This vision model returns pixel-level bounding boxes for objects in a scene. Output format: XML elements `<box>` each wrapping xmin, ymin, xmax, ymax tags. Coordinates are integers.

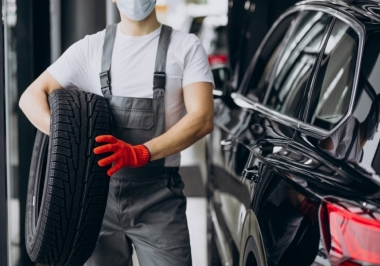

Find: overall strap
<box><xmin>100</xmin><ymin>24</ymin><xmax>118</xmax><ymax>98</ymax></box>
<box><xmin>153</xmin><ymin>25</ymin><xmax>173</xmax><ymax>90</ymax></box>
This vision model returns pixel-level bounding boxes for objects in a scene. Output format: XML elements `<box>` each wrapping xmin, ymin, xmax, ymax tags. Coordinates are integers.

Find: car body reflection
<box><xmin>207</xmin><ymin>1</ymin><xmax>380</xmax><ymax>266</ymax></box>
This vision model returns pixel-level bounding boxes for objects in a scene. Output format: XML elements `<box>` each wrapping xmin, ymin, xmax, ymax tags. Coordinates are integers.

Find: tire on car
<box><xmin>25</xmin><ymin>88</ymin><xmax>112</xmax><ymax>266</ymax></box>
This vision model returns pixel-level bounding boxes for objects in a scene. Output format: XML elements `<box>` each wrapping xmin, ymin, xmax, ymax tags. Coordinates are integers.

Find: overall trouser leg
<box><xmin>86</xmin><ymin>178</ymin><xmax>133</xmax><ymax>266</ymax></box>
<box><xmin>86</xmin><ymin>171</ymin><xmax>192</xmax><ymax>266</ymax></box>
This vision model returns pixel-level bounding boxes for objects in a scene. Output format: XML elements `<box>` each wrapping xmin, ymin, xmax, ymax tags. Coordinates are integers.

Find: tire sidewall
<box><xmin>25</xmin><ymin>131</ymin><xmax>51</xmax><ymax>260</ymax></box>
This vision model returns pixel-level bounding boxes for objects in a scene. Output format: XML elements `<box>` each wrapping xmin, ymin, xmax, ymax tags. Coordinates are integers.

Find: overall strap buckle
<box><xmin>100</xmin><ymin>71</ymin><xmax>111</xmax><ymax>89</ymax></box>
<box><xmin>153</xmin><ymin>25</ymin><xmax>172</xmax><ymax>92</ymax></box>
<box><xmin>100</xmin><ymin>24</ymin><xmax>117</xmax><ymax>97</ymax></box>
<box><xmin>154</xmin><ymin>72</ymin><xmax>166</xmax><ymax>89</ymax></box>
<box><xmin>99</xmin><ymin>70</ymin><xmax>112</xmax><ymax>97</ymax></box>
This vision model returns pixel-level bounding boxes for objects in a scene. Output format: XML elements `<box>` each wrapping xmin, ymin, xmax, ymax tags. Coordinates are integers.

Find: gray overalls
<box><xmin>86</xmin><ymin>25</ymin><xmax>192</xmax><ymax>266</ymax></box>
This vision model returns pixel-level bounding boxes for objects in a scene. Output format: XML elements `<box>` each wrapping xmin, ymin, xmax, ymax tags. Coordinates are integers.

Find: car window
<box><xmin>307</xmin><ymin>19</ymin><xmax>359</xmax><ymax>130</ymax></box>
<box><xmin>264</xmin><ymin>11</ymin><xmax>332</xmax><ymax>118</ymax></box>
<box><xmin>245</xmin><ymin>12</ymin><xmax>298</xmax><ymax>101</ymax></box>
<box><xmin>315</xmin><ymin>82</ymin><xmax>380</xmax><ymax>174</ymax></box>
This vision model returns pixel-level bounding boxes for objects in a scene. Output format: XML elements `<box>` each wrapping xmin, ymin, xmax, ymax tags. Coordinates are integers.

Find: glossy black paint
<box><xmin>227</xmin><ymin>0</ymin><xmax>299</xmax><ymax>89</ymax></box>
<box><xmin>207</xmin><ymin>1</ymin><xmax>380</xmax><ymax>265</ymax></box>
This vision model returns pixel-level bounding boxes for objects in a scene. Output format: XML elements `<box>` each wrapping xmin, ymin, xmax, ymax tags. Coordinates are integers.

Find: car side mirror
<box><xmin>212</xmin><ymin>66</ymin><xmax>231</xmax><ymax>98</ymax></box>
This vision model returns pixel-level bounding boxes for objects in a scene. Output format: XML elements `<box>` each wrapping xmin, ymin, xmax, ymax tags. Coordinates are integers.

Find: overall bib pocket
<box><xmin>111</xmin><ymin>107</ymin><xmax>154</xmax><ymax>145</ymax></box>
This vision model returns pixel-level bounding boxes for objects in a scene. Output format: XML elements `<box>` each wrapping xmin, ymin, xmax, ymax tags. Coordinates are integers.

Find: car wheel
<box><xmin>207</xmin><ymin>200</ymin><xmax>222</xmax><ymax>266</ymax></box>
<box><xmin>242</xmin><ymin>237</ymin><xmax>261</xmax><ymax>266</ymax></box>
<box><xmin>25</xmin><ymin>88</ymin><xmax>112</xmax><ymax>265</ymax></box>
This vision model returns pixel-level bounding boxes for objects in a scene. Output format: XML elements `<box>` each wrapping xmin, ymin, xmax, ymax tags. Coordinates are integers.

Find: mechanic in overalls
<box><xmin>18</xmin><ymin>0</ymin><xmax>214</xmax><ymax>265</ymax></box>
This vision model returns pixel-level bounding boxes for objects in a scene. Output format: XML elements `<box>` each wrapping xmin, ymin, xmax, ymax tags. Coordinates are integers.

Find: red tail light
<box><xmin>208</xmin><ymin>54</ymin><xmax>228</xmax><ymax>67</ymax></box>
<box><xmin>320</xmin><ymin>199</ymin><xmax>380</xmax><ymax>266</ymax></box>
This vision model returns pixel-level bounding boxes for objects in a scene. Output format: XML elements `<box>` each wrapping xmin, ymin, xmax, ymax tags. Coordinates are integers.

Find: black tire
<box><xmin>26</xmin><ymin>88</ymin><xmax>112</xmax><ymax>266</ymax></box>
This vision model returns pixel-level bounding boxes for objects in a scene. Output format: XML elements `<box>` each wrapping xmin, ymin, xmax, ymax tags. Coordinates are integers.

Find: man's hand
<box><xmin>94</xmin><ymin>135</ymin><xmax>151</xmax><ymax>176</ymax></box>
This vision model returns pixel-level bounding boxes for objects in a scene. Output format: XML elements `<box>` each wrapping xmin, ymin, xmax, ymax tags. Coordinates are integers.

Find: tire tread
<box><xmin>26</xmin><ymin>88</ymin><xmax>111</xmax><ymax>265</ymax></box>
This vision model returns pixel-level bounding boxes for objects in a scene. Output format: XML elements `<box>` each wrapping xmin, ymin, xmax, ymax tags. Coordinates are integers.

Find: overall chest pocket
<box><xmin>111</xmin><ymin>108</ymin><xmax>154</xmax><ymax>129</ymax></box>
<box><xmin>111</xmin><ymin>107</ymin><xmax>154</xmax><ymax>145</ymax></box>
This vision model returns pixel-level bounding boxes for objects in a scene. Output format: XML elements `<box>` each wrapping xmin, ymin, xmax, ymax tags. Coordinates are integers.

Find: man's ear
<box><xmin>112</xmin><ymin>0</ymin><xmax>117</xmax><ymax>3</ymax></box>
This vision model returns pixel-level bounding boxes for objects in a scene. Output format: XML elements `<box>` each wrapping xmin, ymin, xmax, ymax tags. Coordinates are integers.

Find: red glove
<box><xmin>93</xmin><ymin>135</ymin><xmax>151</xmax><ymax>177</ymax></box>
<box><xmin>297</xmin><ymin>198</ymin><xmax>319</xmax><ymax>225</ymax></box>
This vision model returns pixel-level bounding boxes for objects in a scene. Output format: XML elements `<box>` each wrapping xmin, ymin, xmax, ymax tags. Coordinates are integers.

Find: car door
<box><xmin>207</xmin><ymin>10</ymin><xmax>300</xmax><ymax>264</ymax></box>
<box><xmin>208</xmin><ymin>94</ymin><xmax>253</xmax><ymax>264</ymax></box>
<box><xmin>255</xmin><ymin>12</ymin><xmax>380</xmax><ymax>266</ymax></box>
<box><xmin>284</xmin><ymin>15</ymin><xmax>380</xmax><ymax>204</ymax></box>
<box><xmin>230</xmin><ymin>9</ymin><xmax>335</xmax><ymax>266</ymax></box>
<box><xmin>209</xmin><ymin>8</ymin><xmax>334</xmax><ymax>265</ymax></box>
<box><xmin>274</xmin><ymin>16</ymin><xmax>364</xmax><ymax>193</ymax></box>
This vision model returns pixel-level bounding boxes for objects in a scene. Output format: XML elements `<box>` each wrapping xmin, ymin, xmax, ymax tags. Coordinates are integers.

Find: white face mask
<box><xmin>117</xmin><ymin>0</ymin><xmax>156</xmax><ymax>22</ymax></box>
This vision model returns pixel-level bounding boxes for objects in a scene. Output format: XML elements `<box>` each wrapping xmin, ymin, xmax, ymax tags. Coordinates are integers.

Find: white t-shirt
<box><xmin>47</xmin><ymin>24</ymin><xmax>214</xmax><ymax>167</ymax></box>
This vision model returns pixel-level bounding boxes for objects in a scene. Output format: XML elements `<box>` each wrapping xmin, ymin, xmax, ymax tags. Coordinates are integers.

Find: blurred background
<box><xmin>0</xmin><ymin>0</ymin><xmax>297</xmax><ymax>265</ymax></box>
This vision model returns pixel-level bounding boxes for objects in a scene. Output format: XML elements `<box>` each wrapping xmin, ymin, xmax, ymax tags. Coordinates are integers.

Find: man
<box><xmin>19</xmin><ymin>0</ymin><xmax>214</xmax><ymax>265</ymax></box>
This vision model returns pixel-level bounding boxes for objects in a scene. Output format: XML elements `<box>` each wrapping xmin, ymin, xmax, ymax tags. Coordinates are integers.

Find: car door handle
<box><xmin>243</xmin><ymin>165</ymin><xmax>261</xmax><ymax>183</ymax></box>
<box><xmin>221</xmin><ymin>139</ymin><xmax>233</xmax><ymax>146</ymax></box>
<box><xmin>256</xmin><ymin>142</ymin><xmax>275</xmax><ymax>156</ymax></box>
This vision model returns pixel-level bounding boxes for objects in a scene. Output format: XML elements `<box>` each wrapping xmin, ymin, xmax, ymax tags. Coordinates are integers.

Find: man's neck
<box><xmin>119</xmin><ymin>10</ymin><xmax>161</xmax><ymax>36</ymax></box>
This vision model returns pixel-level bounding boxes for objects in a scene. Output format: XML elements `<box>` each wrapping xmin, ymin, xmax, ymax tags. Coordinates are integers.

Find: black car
<box><xmin>207</xmin><ymin>1</ymin><xmax>380</xmax><ymax>266</ymax></box>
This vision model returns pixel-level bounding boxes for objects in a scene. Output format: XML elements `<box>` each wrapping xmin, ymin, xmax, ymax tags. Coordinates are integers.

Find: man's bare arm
<box><xmin>20</xmin><ymin>75</ymin><xmax>214</xmax><ymax>160</ymax></box>
<box><xmin>19</xmin><ymin>71</ymin><xmax>63</xmax><ymax>135</ymax></box>
<box><xmin>144</xmin><ymin>82</ymin><xmax>214</xmax><ymax>160</ymax></box>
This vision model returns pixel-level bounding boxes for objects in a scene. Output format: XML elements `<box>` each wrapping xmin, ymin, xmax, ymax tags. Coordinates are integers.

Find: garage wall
<box><xmin>61</xmin><ymin>0</ymin><xmax>106</xmax><ymax>51</ymax></box>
